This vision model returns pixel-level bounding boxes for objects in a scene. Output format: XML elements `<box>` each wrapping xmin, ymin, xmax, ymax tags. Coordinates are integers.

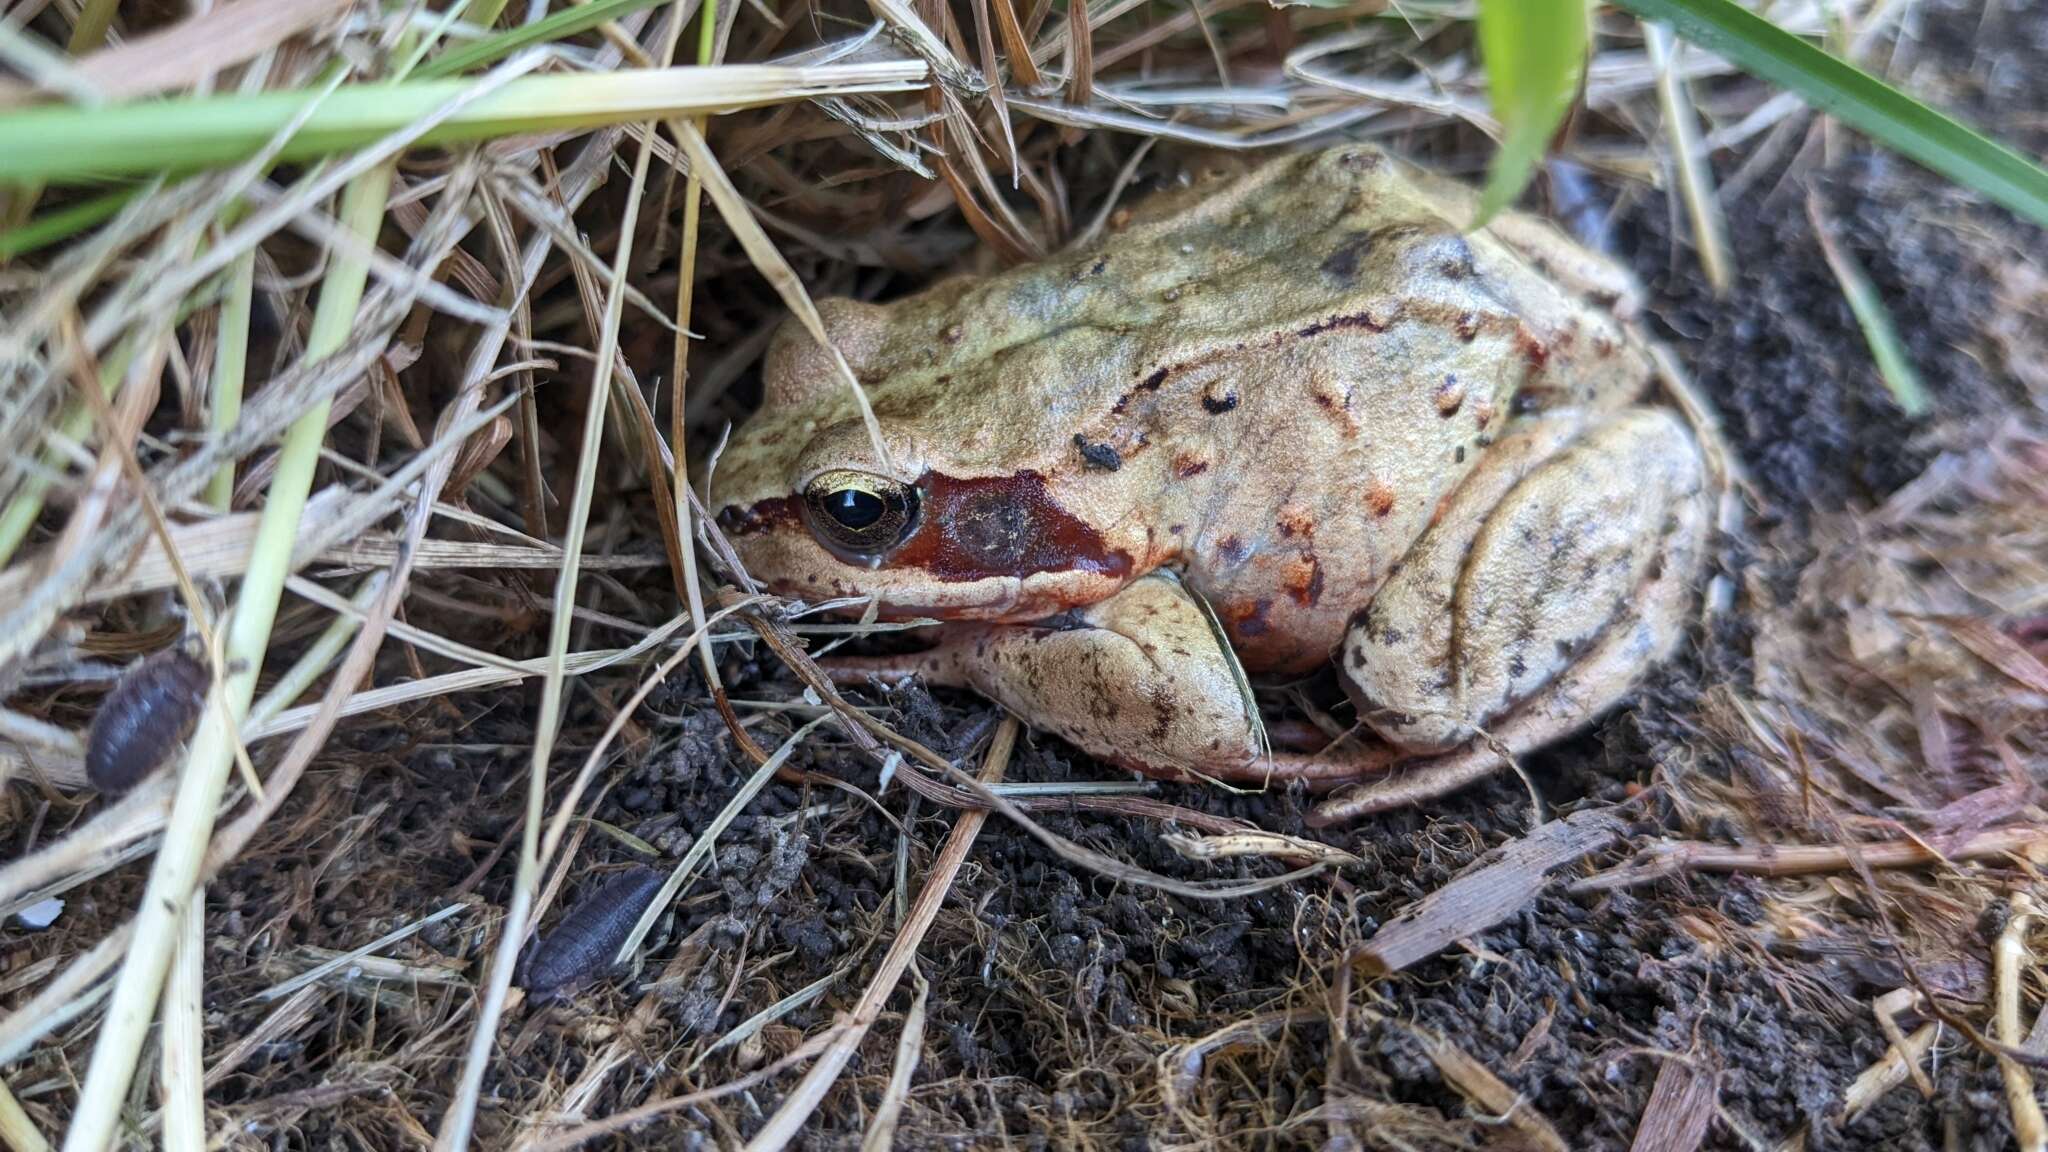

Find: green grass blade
<box><xmin>1807</xmin><ymin>194</ymin><xmax>1931</xmax><ymax>417</ymax></box>
<box><xmin>1609</xmin><ymin>0</ymin><xmax>2048</xmax><ymax>229</ymax></box>
<box><xmin>1474</xmin><ymin>0</ymin><xmax>1589</xmax><ymax>225</ymax></box>
<box><xmin>0</xmin><ymin>64</ymin><xmax>925</xmax><ymax>187</ymax></box>
<box><xmin>0</xmin><ymin>187</ymin><xmax>136</xmax><ymax>259</ymax></box>
<box><xmin>206</xmin><ymin>245</ymin><xmax>256</xmax><ymax>510</ymax></box>
<box><xmin>416</xmin><ymin>0</ymin><xmax>665</xmax><ymax>79</ymax></box>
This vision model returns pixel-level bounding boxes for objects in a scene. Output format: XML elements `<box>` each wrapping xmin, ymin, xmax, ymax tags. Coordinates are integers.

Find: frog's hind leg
<box><xmin>1306</xmin><ymin>548</ymin><xmax>1696</xmax><ymax>824</ymax></box>
<box><xmin>1313</xmin><ymin>406</ymin><xmax>1711</xmax><ymax>822</ymax></box>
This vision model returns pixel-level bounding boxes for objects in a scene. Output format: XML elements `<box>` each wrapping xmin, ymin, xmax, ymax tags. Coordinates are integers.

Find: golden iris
<box><xmin>801</xmin><ymin>470</ymin><xmax>917</xmax><ymax>556</ymax></box>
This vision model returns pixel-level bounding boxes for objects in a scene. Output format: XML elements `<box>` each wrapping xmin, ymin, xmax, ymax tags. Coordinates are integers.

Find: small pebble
<box><xmin>14</xmin><ymin>897</ymin><xmax>63</xmax><ymax>931</ymax></box>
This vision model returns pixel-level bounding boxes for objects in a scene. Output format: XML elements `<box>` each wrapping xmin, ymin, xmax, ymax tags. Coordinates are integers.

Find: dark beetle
<box><xmin>86</xmin><ymin>646</ymin><xmax>209</xmax><ymax>794</ymax></box>
<box><xmin>519</xmin><ymin>866</ymin><xmax>667</xmax><ymax>1000</ymax></box>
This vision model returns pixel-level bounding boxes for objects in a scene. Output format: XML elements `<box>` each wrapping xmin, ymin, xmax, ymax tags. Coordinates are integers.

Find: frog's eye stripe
<box><xmin>802</xmin><ymin>469</ymin><xmax>918</xmax><ymax>558</ymax></box>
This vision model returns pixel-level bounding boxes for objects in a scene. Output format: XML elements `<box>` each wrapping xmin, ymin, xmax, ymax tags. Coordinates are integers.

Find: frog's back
<box><xmin>1030</xmin><ymin>148</ymin><xmax>1656</xmax><ymax>671</ymax></box>
<box><xmin>835</xmin><ymin>147</ymin><xmax>1646</xmax><ymax>450</ymax></box>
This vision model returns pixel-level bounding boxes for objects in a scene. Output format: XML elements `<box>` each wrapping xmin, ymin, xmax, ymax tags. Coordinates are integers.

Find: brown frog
<box><xmin>711</xmin><ymin>146</ymin><xmax>1727</xmax><ymax>823</ymax></box>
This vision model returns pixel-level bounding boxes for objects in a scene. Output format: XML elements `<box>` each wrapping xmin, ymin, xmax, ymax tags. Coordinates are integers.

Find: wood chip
<box><xmin>1354</xmin><ymin>808</ymin><xmax>1624</xmax><ymax>977</ymax></box>
<box><xmin>1944</xmin><ymin>616</ymin><xmax>2048</xmax><ymax>695</ymax></box>
<box><xmin>1397</xmin><ymin>1020</ymin><xmax>1567</xmax><ymax>1152</ymax></box>
<box><xmin>1843</xmin><ymin>1022</ymin><xmax>1937</xmax><ymax>1124</ymax></box>
<box><xmin>1630</xmin><ymin>1056</ymin><xmax>1717</xmax><ymax>1152</ymax></box>
<box><xmin>1574</xmin><ymin>826</ymin><xmax>2048</xmax><ymax>892</ymax></box>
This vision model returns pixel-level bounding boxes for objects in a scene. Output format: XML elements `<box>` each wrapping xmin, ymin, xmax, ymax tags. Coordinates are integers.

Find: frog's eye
<box><xmin>801</xmin><ymin>470</ymin><xmax>918</xmax><ymax>557</ymax></box>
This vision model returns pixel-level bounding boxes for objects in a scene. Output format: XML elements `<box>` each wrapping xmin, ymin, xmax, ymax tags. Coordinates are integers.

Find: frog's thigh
<box><xmin>1314</xmin><ymin>473</ymin><xmax>1707</xmax><ymax>823</ymax></box>
<box><xmin>1344</xmin><ymin>407</ymin><xmax>1707</xmax><ymax>754</ymax></box>
<box><xmin>957</xmin><ymin>575</ymin><xmax>1262</xmax><ymax>780</ymax></box>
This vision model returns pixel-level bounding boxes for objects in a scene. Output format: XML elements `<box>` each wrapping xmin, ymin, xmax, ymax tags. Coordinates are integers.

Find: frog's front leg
<box><xmin>1315</xmin><ymin>406</ymin><xmax>1710</xmax><ymax>823</ymax></box>
<box><xmin>825</xmin><ymin>574</ymin><xmax>1367</xmax><ymax>785</ymax></box>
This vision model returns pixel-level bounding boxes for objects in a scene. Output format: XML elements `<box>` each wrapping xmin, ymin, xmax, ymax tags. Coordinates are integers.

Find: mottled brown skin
<box><xmin>712</xmin><ymin>146</ymin><xmax>1724</xmax><ymax>820</ymax></box>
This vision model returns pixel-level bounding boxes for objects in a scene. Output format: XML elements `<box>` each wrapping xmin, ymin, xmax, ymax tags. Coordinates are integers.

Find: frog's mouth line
<box><xmin>718</xmin><ymin>470</ymin><xmax>1135</xmax><ymax>595</ymax></box>
<box><xmin>863</xmin><ymin>578</ymin><xmax>1026</xmax><ymax>619</ymax></box>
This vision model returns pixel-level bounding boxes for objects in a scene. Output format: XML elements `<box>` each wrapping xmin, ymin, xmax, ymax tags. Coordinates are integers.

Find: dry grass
<box><xmin>0</xmin><ymin>0</ymin><xmax>2043</xmax><ymax>1149</ymax></box>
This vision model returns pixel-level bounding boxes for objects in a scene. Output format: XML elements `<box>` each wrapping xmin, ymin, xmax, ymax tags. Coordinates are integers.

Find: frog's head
<box><xmin>710</xmin><ymin>299</ymin><xmax>1138</xmax><ymax>621</ymax></box>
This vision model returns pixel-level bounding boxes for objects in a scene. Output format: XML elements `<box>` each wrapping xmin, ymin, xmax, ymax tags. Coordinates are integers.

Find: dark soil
<box><xmin>8</xmin><ymin>2</ymin><xmax>2045</xmax><ymax>1149</ymax></box>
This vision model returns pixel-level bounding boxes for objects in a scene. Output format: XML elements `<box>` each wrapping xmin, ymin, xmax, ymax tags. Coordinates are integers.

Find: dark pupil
<box><xmin>825</xmin><ymin>488</ymin><xmax>885</xmax><ymax>529</ymax></box>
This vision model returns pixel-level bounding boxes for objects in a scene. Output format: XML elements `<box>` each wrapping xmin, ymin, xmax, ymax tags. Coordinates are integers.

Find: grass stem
<box><xmin>0</xmin><ymin>337</ymin><xmax>136</xmax><ymax>568</ymax></box>
<box><xmin>58</xmin><ymin>163</ymin><xmax>394</xmax><ymax>1152</ymax></box>
<box><xmin>206</xmin><ymin>247</ymin><xmax>255</xmax><ymax>512</ymax></box>
<box><xmin>1</xmin><ymin>64</ymin><xmax>926</xmax><ymax>187</ymax></box>
<box><xmin>432</xmin><ymin>52</ymin><xmax>668</xmax><ymax>1150</ymax></box>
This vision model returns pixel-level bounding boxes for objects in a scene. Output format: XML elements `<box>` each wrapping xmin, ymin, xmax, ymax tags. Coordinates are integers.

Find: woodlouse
<box><xmin>86</xmin><ymin>646</ymin><xmax>208</xmax><ymax>794</ymax></box>
<box><xmin>519</xmin><ymin>866</ymin><xmax>667</xmax><ymax>1000</ymax></box>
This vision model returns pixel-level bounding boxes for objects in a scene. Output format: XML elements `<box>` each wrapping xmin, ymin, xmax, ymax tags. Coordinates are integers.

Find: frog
<box><xmin>710</xmin><ymin>145</ymin><xmax>1727</xmax><ymax>824</ymax></box>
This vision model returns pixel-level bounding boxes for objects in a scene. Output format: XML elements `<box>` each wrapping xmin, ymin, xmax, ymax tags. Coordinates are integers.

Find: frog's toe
<box><xmin>1304</xmin><ymin>750</ymin><xmax>1505</xmax><ymax>825</ymax></box>
<box><xmin>1173</xmin><ymin>743</ymin><xmax>1401</xmax><ymax>788</ymax></box>
<box><xmin>819</xmin><ymin>648</ymin><xmax>977</xmax><ymax>690</ymax></box>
